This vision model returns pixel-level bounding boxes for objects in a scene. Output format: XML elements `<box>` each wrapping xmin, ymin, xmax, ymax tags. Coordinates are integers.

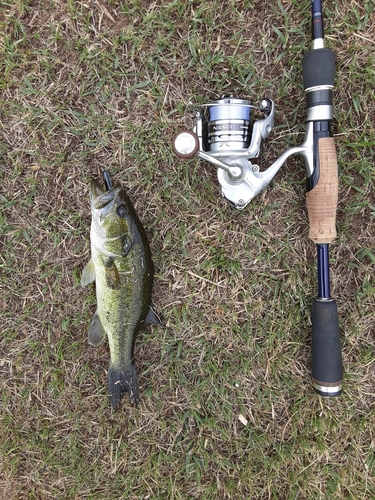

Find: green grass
<box><xmin>1</xmin><ymin>0</ymin><xmax>374</xmax><ymax>499</ymax></box>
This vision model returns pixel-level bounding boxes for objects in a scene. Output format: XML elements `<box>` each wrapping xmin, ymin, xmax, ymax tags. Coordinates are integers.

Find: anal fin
<box><xmin>145</xmin><ymin>305</ymin><xmax>165</xmax><ymax>326</ymax></box>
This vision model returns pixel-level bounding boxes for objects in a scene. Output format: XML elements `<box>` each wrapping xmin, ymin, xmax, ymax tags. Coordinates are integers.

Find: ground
<box><xmin>0</xmin><ymin>1</ymin><xmax>374</xmax><ymax>499</ymax></box>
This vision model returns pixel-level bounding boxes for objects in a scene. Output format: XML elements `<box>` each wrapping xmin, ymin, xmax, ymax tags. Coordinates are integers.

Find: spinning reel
<box><xmin>172</xmin><ymin>95</ymin><xmax>314</xmax><ymax>209</ymax></box>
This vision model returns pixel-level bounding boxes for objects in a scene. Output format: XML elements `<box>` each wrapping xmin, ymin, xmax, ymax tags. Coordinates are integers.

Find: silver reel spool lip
<box><xmin>198</xmin><ymin>98</ymin><xmax>264</xmax><ymax>112</ymax></box>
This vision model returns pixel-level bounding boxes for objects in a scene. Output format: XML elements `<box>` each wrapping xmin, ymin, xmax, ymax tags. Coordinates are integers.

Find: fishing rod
<box><xmin>303</xmin><ymin>0</ymin><xmax>342</xmax><ymax>396</ymax></box>
<box><xmin>171</xmin><ymin>1</ymin><xmax>342</xmax><ymax>395</ymax></box>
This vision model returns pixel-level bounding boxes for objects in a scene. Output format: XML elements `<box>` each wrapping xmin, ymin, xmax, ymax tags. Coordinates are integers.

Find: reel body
<box><xmin>172</xmin><ymin>95</ymin><xmax>314</xmax><ymax>209</ymax></box>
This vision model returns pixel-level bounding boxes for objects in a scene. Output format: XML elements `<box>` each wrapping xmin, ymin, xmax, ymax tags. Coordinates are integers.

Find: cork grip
<box><xmin>306</xmin><ymin>137</ymin><xmax>338</xmax><ymax>244</ymax></box>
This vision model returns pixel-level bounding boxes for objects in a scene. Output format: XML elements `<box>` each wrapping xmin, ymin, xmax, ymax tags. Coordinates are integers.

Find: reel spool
<box><xmin>207</xmin><ymin>97</ymin><xmax>252</xmax><ymax>151</ymax></box>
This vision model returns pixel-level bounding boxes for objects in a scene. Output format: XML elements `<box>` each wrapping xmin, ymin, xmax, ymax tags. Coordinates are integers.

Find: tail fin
<box><xmin>108</xmin><ymin>364</ymin><xmax>139</xmax><ymax>409</ymax></box>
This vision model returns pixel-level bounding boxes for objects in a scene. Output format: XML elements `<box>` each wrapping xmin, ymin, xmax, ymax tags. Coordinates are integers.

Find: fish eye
<box><xmin>117</xmin><ymin>205</ymin><xmax>128</xmax><ymax>218</ymax></box>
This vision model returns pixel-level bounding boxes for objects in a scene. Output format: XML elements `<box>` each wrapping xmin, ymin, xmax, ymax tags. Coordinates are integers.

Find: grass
<box><xmin>1</xmin><ymin>0</ymin><xmax>374</xmax><ymax>499</ymax></box>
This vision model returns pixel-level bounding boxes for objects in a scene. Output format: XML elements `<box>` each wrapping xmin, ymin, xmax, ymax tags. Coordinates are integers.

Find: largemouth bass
<box><xmin>81</xmin><ymin>171</ymin><xmax>161</xmax><ymax>408</ymax></box>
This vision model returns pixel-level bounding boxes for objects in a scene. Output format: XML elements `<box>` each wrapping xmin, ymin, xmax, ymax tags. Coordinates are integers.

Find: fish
<box><xmin>81</xmin><ymin>171</ymin><xmax>161</xmax><ymax>408</ymax></box>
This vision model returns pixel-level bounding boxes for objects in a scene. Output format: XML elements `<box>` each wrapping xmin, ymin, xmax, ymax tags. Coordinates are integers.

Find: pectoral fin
<box><xmin>88</xmin><ymin>311</ymin><xmax>106</xmax><ymax>346</ymax></box>
<box><xmin>81</xmin><ymin>259</ymin><xmax>96</xmax><ymax>286</ymax></box>
<box><xmin>104</xmin><ymin>258</ymin><xmax>120</xmax><ymax>290</ymax></box>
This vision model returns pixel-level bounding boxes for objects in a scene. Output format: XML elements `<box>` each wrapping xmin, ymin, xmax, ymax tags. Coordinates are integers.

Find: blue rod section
<box><xmin>311</xmin><ymin>0</ymin><xmax>324</xmax><ymax>41</ymax></box>
<box><xmin>312</xmin><ymin>0</ymin><xmax>322</xmax><ymax>14</ymax></box>
<box><xmin>317</xmin><ymin>244</ymin><xmax>330</xmax><ymax>299</ymax></box>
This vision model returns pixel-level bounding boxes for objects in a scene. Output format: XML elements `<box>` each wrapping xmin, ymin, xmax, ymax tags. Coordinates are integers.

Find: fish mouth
<box><xmin>102</xmin><ymin>170</ymin><xmax>113</xmax><ymax>191</ymax></box>
<box><xmin>90</xmin><ymin>171</ymin><xmax>114</xmax><ymax>201</ymax></box>
<box><xmin>90</xmin><ymin>176</ymin><xmax>121</xmax><ymax>211</ymax></box>
<box><xmin>90</xmin><ymin>179</ymin><xmax>104</xmax><ymax>200</ymax></box>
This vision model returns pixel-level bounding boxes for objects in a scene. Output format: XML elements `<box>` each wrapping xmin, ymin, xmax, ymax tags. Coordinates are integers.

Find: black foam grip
<box><xmin>311</xmin><ymin>299</ymin><xmax>342</xmax><ymax>394</ymax></box>
<box><xmin>302</xmin><ymin>48</ymin><xmax>335</xmax><ymax>90</ymax></box>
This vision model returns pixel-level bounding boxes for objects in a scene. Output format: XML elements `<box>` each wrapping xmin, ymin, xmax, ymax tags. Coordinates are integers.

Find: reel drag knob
<box><xmin>172</xmin><ymin>130</ymin><xmax>199</xmax><ymax>159</ymax></box>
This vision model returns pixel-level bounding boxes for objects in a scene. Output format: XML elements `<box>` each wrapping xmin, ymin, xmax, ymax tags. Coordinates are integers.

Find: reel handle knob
<box><xmin>172</xmin><ymin>130</ymin><xmax>199</xmax><ymax>159</ymax></box>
